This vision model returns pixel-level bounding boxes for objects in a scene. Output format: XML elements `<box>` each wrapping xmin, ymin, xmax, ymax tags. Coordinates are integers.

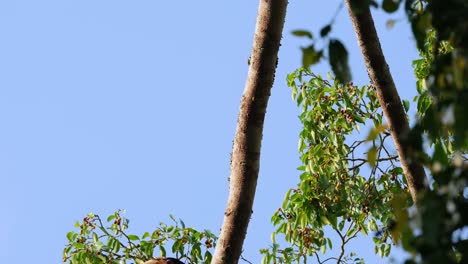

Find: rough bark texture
<box><xmin>344</xmin><ymin>0</ymin><xmax>427</xmax><ymax>202</ymax></box>
<box><xmin>211</xmin><ymin>1</ymin><xmax>288</xmax><ymax>264</ymax></box>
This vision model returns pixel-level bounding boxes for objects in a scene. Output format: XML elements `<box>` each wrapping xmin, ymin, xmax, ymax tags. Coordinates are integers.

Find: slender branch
<box><xmin>330</xmin><ymin>2</ymin><xmax>344</xmax><ymax>24</ymax></box>
<box><xmin>314</xmin><ymin>252</ymin><xmax>341</xmax><ymax>264</ymax></box>
<box><xmin>346</xmin><ymin>155</ymin><xmax>398</xmax><ymax>163</ymax></box>
<box><xmin>335</xmin><ymin>229</ymin><xmax>347</xmax><ymax>264</ymax></box>
<box><xmin>240</xmin><ymin>254</ymin><xmax>253</xmax><ymax>264</ymax></box>
<box><xmin>314</xmin><ymin>252</ymin><xmax>323</xmax><ymax>264</ymax></box>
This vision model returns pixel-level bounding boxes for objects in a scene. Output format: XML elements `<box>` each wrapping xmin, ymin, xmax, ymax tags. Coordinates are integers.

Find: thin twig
<box><xmin>240</xmin><ymin>254</ymin><xmax>253</xmax><ymax>264</ymax></box>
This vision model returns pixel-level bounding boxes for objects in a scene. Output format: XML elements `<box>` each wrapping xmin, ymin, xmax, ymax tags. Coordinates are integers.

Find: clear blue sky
<box><xmin>0</xmin><ymin>1</ymin><xmax>419</xmax><ymax>263</ymax></box>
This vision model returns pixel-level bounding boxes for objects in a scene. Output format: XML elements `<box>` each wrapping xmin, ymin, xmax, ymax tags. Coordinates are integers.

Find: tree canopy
<box><xmin>63</xmin><ymin>1</ymin><xmax>467</xmax><ymax>263</ymax></box>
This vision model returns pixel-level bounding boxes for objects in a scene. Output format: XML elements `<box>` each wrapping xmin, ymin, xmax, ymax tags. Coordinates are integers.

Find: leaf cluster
<box><xmin>281</xmin><ymin>1</ymin><xmax>467</xmax><ymax>262</ymax></box>
<box><xmin>63</xmin><ymin>210</ymin><xmax>217</xmax><ymax>264</ymax></box>
<box><xmin>291</xmin><ymin>3</ymin><xmax>352</xmax><ymax>84</ymax></box>
<box><xmin>262</xmin><ymin>69</ymin><xmax>413</xmax><ymax>263</ymax></box>
<box><xmin>403</xmin><ymin>26</ymin><xmax>468</xmax><ymax>264</ymax></box>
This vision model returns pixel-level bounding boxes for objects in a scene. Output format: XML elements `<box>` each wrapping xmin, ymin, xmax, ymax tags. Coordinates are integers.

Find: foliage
<box><xmin>263</xmin><ymin>0</ymin><xmax>467</xmax><ymax>263</ymax></box>
<box><xmin>401</xmin><ymin>27</ymin><xmax>468</xmax><ymax>264</ymax></box>
<box><xmin>291</xmin><ymin>2</ymin><xmax>352</xmax><ymax>84</ymax></box>
<box><xmin>404</xmin><ymin>0</ymin><xmax>468</xmax><ymax>148</ymax></box>
<box><xmin>62</xmin><ymin>1</ymin><xmax>467</xmax><ymax>263</ymax></box>
<box><xmin>400</xmin><ymin>0</ymin><xmax>468</xmax><ymax>262</ymax></box>
<box><xmin>261</xmin><ymin>69</ymin><xmax>413</xmax><ymax>263</ymax></box>
<box><xmin>63</xmin><ymin>210</ymin><xmax>217</xmax><ymax>264</ymax></box>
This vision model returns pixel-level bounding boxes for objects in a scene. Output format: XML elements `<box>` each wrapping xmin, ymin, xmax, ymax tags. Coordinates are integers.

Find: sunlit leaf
<box><xmin>159</xmin><ymin>246</ymin><xmax>166</xmax><ymax>257</ymax></box>
<box><xmin>107</xmin><ymin>214</ymin><xmax>116</xmax><ymax>222</ymax></box>
<box><xmin>291</xmin><ymin>30</ymin><xmax>313</xmax><ymax>39</ymax></box>
<box><xmin>302</xmin><ymin>45</ymin><xmax>323</xmax><ymax>68</ymax></box>
<box><xmin>127</xmin><ymin>234</ymin><xmax>139</xmax><ymax>241</ymax></box>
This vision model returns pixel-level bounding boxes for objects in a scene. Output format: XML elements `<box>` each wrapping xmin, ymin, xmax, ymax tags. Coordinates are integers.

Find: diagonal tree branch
<box><xmin>211</xmin><ymin>1</ymin><xmax>288</xmax><ymax>263</ymax></box>
<box><xmin>344</xmin><ymin>0</ymin><xmax>427</xmax><ymax>202</ymax></box>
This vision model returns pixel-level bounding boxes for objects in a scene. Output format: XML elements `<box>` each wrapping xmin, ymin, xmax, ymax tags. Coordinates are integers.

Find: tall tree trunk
<box><xmin>344</xmin><ymin>0</ymin><xmax>427</xmax><ymax>202</ymax></box>
<box><xmin>211</xmin><ymin>1</ymin><xmax>288</xmax><ymax>264</ymax></box>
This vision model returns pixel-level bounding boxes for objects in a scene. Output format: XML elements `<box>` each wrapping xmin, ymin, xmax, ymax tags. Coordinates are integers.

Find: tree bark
<box><xmin>344</xmin><ymin>0</ymin><xmax>427</xmax><ymax>202</ymax></box>
<box><xmin>211</xmin><ymin>1</ymin><xmax>288</xmax><ymax>264</ymax></box>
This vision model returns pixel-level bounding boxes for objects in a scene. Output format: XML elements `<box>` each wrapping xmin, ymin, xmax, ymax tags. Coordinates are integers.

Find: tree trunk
<box><xmin>211</xmin><ymin>1</ymin><xmax>288</xmax><ymax>264</ymax></box>
<box><xmin>344</xmin><ymin>0</ymin><xmax>427</xmax><ymax>202</ymax></box>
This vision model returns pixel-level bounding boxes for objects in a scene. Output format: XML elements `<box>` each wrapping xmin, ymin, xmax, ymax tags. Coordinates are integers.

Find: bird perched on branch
<box><xmin>143</xmin><ymin>257</ymin><xmax>184</xmax><ymax>264</ymax></box>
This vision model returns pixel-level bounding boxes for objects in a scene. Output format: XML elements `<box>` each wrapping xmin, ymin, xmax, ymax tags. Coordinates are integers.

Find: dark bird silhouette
<box><xmin>143</xmin><ymin>257</ymin><xmax>184</xmax><ymax>264</ymax></box>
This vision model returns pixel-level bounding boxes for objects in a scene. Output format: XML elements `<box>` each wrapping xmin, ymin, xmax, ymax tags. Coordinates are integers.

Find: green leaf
<box><xmin>66</xmin><ymin>231</ymin><xmax>75</xmax><ymax>242</ymax></box>
<box><xmin>432</xmin><ymin>140</ymin><xmax>449</xmax><ymax>165</ymax></box>
<box><xmin>301</xmin><ymin>45</ymin><xmax>323</xmax><ymax>68</ymax></box>
<box><xmin>113</xmin><ymin>241</ymin><xmax>120</xmax><ymax>253</ymax></box>
<box><xmin>394</xmin><ymin>167</ymin><xmax>403</xmax><ymax>175</ymax></box>
<box><xmin>291</xmin><ymin>30</ymin><xmax>313</xmax><ymax>39</ymax></box>
<box><xmin>339</xmin><ymin>219</ymin><xmax>345</xmax><ymax>230</ymax></box>
<box><xmin>329</xmin><ymin>39</ymin><xmax>351</xmax><ymax>83</ymax></box>
<box><xmin>107</xmin><ymin>214</ymin><xmax>116</xmax><ymax>222</ymax></box>
<box><xmin>204</xmin><ymin>251</ymin><xmax>212</xmax><ymax>263</ymax></box>
<box><xmin>329</xmin><ymin>215</ymin><xmax>338</xmax><ymax>229</ymax></box>
<box><xmin>368</xmin><ymin>219</ymin><xmax>378</xmax><ymax>231</ymax></box>
<box><xmin>320</xmin><ymin>25</ymin><xmax>332</xmax><ymax>38</ymax></box>
<box><xmin>320</xmin><ymin>244</ymin><xmax>327</xmax><ymax>254</ymax></box>
<box><xmin>403</xmin><ymin>99</ymin><xmax>410</xmax><ymax>112</ymax></box>
<box><xmin>360</xmin><ymin>223</ymin><xmax>368</xmax><ymax>236</ymax></box>
<box><xmin>382</xmin><ymin>0</ymin><xmax>401</xmax><ymax>13</ymax></box>
<box><xmin>410</xmin><ymin>12</ymin><xmax>431</xmax><ymax>50</ymax></box>
<box><xmin>72</xmin><ymin>242</ymin><xmax>84</xmax><ymax>249</ymax></box>
<box><xmin>127</xmin><ymin>235</ymin><xmax>139</xmax><ymax>241</ymax></box>
<box><xmin>353</xmin><ymin>114</ymin><xmax>365</xmax><ymax>124</ymax></box>
<box><xmin>169</xmin><ymin>214</ymin><xmax>176</xmax><ymax>223</ymax></box>
<box><xmin>379</xmin><ymin>244</ymin><xmax>386</xmax><ymax>257</ymax></box>
<box><xmin>159</xmin><ymin>245</ymin><xmax>166</xmax><ymax>257</ymax></box>
<box><xmin>172</xmin><ymin>239</ymin><xmax>181</xmax><ymax>254</ymax></box>
<box><xmin>319</xmin><ymin>215</ymin><xmax>329</xmax><ymax>225</ymax></box>
<box><xmin>282</xmin><ymin>189</ymin><xmax>292</xmax><ymax>209</ymax></box>
<box><xmin>417</xmin><ymin>94</ymin><xmax>432</xmax><ymax>115</ymax></box>
<box><xmin>291</xmin><ymin>86</ymin><xmax>297</xmax><ymax>100</ymax></box>
<box><xmin>384</xmin><ymin>243</ymin><xmax>391</xmax><ymax>256</ymax></box>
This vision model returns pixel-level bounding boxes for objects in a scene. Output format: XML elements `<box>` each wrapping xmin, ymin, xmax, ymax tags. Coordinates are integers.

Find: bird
<box><xmin>143</xmin><ymin>257</ymin><xmax>184</xmax><ymax>264</ymax></box>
